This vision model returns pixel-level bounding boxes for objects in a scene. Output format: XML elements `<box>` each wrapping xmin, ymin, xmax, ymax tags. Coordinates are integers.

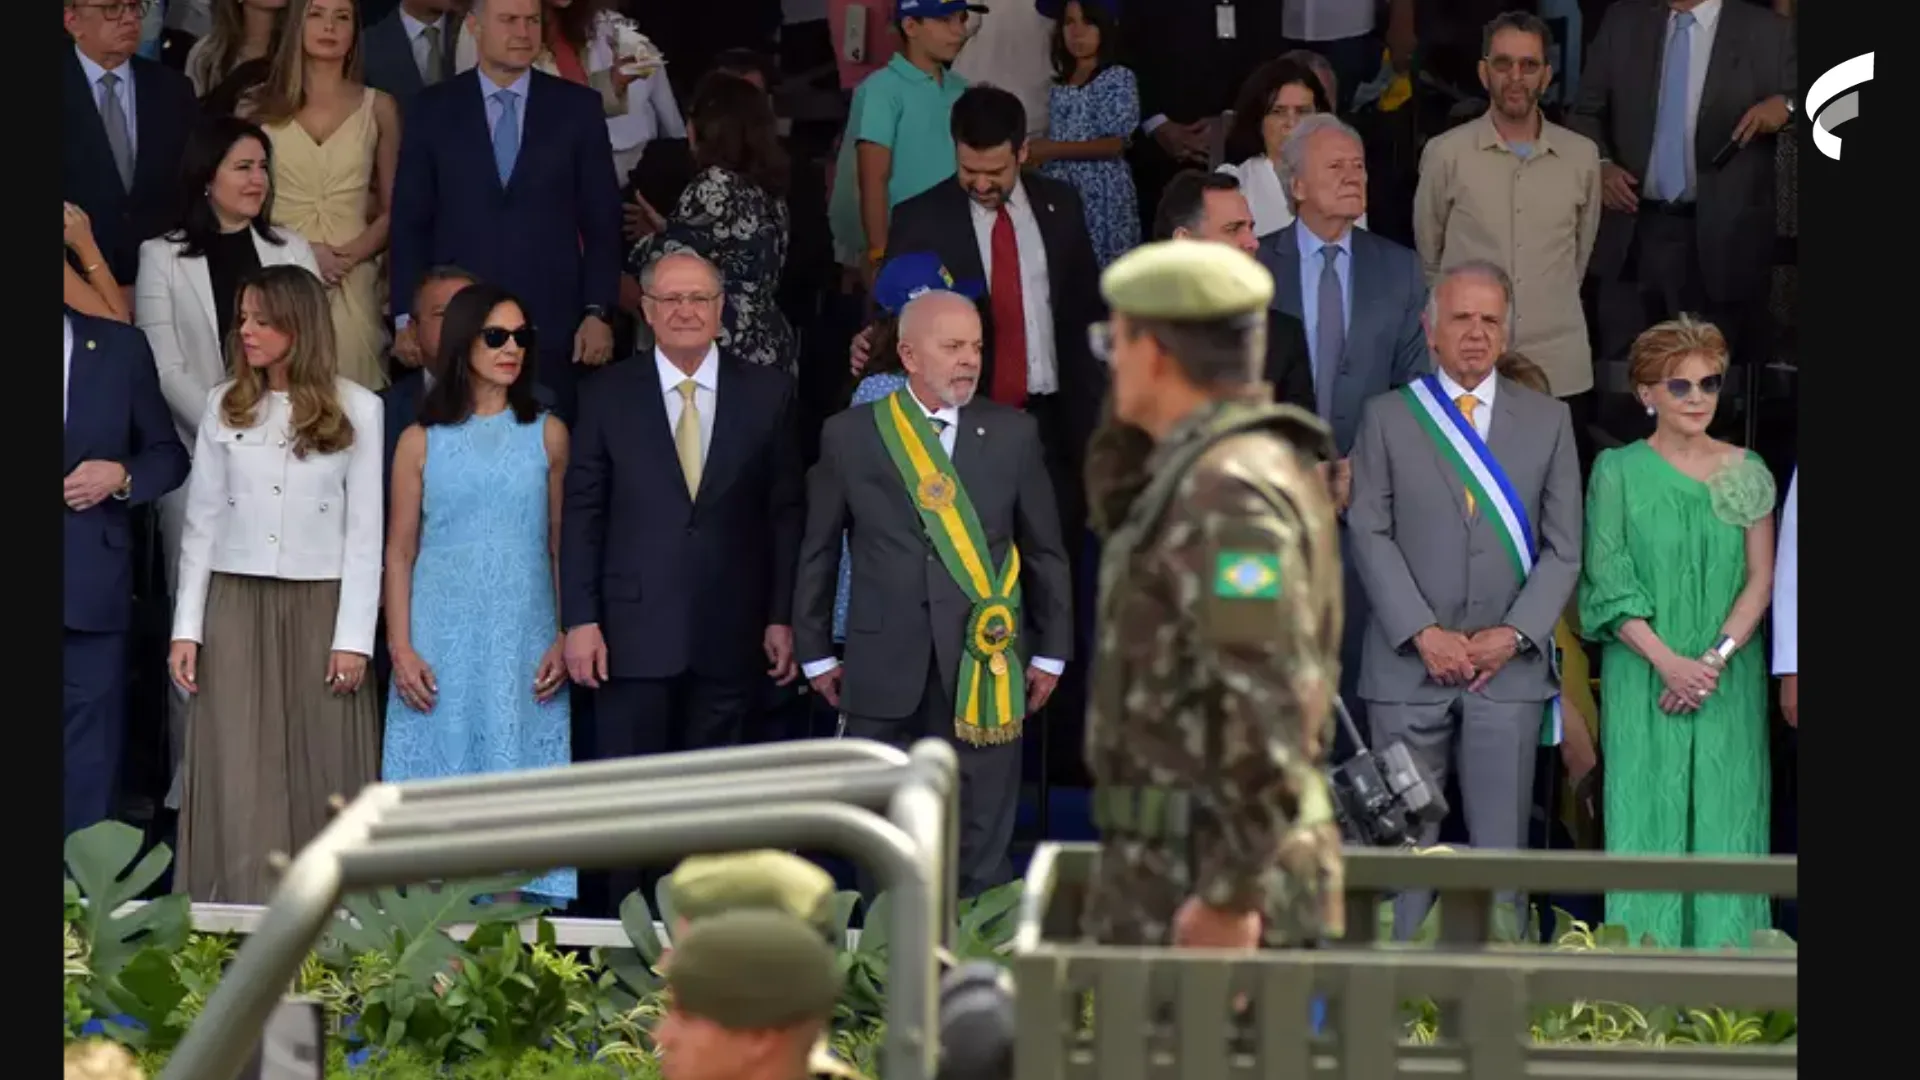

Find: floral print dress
<box><xmin>1041</xmin><ymin>65</ymin><xmax>1141</xmax><ymax>269</ymax></box>
<box><xmin>628</xmin><ymin>165</ymin><xmax>796</xmax><ymax>373</ymax></box>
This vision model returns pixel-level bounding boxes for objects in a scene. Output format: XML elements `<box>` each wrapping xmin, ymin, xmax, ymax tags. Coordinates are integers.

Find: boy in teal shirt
<box><xmin>828</xmin><ymin>0</ymin><xmax>981</xmax><ymax>280</ymax></box>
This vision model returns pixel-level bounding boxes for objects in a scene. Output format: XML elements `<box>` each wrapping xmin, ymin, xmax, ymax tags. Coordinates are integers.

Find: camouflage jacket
<box><xmin>1080</xmin><ymin>398</ymin><xmax>1347</xmax><ymax>947</ymax></box>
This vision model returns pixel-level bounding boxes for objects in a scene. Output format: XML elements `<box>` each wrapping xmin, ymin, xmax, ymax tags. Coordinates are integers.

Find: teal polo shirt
<box><xmin>829</xmin><ymin>55</ymin><xmax>970</xmax><ymax>266</ymax></box>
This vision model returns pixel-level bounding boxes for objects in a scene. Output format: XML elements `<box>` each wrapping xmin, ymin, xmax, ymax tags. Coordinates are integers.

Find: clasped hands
<box><xmin>1655</xmin><ymin>650</ymin><xmax>1722</xmax><ymax>716</ymax></box>
<box><xmin>1415</xmin><ymin>624</ymin><xmax>1519</xmax><ymax>693</ymax></box>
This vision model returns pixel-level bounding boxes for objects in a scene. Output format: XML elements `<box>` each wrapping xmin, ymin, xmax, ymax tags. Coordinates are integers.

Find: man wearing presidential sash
<box><xmin>792</xmin><ymin>289</ymin><xmax>1074</xmax><ymax>897</ymax></box>
<box><xmin>1347</xmin><ymin>260</ymin><xmax>1582</xmax><ymax>939</ymax></box>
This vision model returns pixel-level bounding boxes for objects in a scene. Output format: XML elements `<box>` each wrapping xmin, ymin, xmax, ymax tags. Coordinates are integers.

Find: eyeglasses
<box><xmin>480</xmin><ymin>325</ymin><xmax>536</xmax><ymax>350</ymax></box>
<box><xmin>646</xmin><ymin>292</ymin><xmax>720</xmax><ymax>308</ymax></box>
<box><xmin>1485</xmin><ymin>56</ymin><xmax>1545</xmax><ymax>76</ymax></box>
<box><xmin>1087</xmin><ymin>321</ymin><xmax>1114</xmax><ymax>364</ymax></box>
<box><xmin>1659</xmin><ymin>374</ymin><xmax>1724</xmax><ymax>399</ymax></box>
<box><xmin>75</xmin><ymin>1</ymin><xmax>155</xmax><ymax>20</ymax></box>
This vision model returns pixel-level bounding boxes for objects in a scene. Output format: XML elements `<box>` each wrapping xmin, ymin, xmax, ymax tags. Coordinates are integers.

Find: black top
<box><xmin>206</xmin><ymin>228</ymin><xmax>262</xmax><ymax>344</ymax></box>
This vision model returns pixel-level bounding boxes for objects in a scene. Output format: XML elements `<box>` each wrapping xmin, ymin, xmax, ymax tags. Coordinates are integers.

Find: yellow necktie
<box><xmin>675</xmin><ymin>379</ymin><xmax>703</xmax><ymax>496</ymax></box>
<box><xmin>1455</xmin><ymin>394</ymin><xmax>1478</xmax><ymax>517</ymax></box>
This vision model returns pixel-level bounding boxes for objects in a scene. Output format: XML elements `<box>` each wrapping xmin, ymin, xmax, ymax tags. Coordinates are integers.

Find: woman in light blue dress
<box><xmin>382</xmin><ymin>282</ymin><xmax>575</xmax><ymax>907</ymax></box>
<box><xmin>833</xmin><ymin>253</ymin><xmax>985</xmax><ymax>642</ymax></box>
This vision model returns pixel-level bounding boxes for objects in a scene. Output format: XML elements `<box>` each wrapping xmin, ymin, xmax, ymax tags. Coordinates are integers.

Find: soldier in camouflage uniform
<box><xmin>1081</xmin><ymin>240</ymin><xmax>1347</xmax><ymax>949</ymax></box>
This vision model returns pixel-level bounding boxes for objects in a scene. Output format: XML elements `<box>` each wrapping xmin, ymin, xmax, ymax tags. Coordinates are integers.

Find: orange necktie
<box><xmin>1456</xmin><ymin>394</ymin><xmax>1478</xmax><ymax>516</ymax></box>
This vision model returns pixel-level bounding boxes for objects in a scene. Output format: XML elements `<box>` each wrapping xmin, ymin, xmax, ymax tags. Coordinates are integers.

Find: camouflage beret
<box><xmin>666</xmin><ymin>850</ymin><xmax>838</xmax><ymax>938</ymax></box>
<box><xmin>1100</xmin><ymin>239</ymin><xmax>1275</xmax><ymax>321</ymax></box>
<box><xmin>666</xmin><ymin>910</ymin><xmax>843</xmax><ymax>1031</ymax></box>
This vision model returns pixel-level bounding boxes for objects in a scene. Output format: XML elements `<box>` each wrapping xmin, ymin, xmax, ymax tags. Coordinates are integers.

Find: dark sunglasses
<box><xmin>480</xmin><ymin>325</ymin><xmax>536</xmax><ymax>350</ymax></box>
<box><xmin>1662</xmin><ymin>374</ymin><xmax>1723</xmax><ymax>398</ymax></box>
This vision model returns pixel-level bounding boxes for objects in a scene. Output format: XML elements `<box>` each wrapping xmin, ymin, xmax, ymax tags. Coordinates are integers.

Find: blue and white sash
<box><xmin>1400</xmin><ymin>376</ymin><xmax>1561</xmax><ymax>744</ymax></box>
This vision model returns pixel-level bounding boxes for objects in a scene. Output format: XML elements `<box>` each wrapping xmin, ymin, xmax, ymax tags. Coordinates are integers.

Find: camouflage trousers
<box><xmin>1082</xmin><ymin>824</ymin><xmax>1347</xmax><ymax>947</ymax></box>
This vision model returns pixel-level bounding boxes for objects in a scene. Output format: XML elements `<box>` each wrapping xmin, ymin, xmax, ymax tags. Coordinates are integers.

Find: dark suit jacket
<box><xmin>390</xmin><ymin>70</ymin><xmax>623</xmax><ymax>400</ymax></box>
<box><xmin>793</xmin><ymin>396</ymin><xmax>1074</xmax><ymax>721</ymax></box>
<box><xmin>884</xmin><ymin>173</ymin><xmax>1109</xmax><ymax>464</ymax></box>
<box><xmin>1567</xmin><ymin>0</ymin><xmax>1795</xmax><ymax>301</ymax></box>
<box><xmin>1265</xmin><ymin>308</ymin><xmax>1316</xmax><ymax>413</ymax></box>
<box><xmin>64</xmin><ymin>310</ymin><xmax>191</xmax><ymax>635</ymax></box>
<box><xmin>560</xmin><ymin>352</ymin><xmax>804</xmax><ymax>681</ymax></box>
<box><xmin>1257</xmin><ymin>224</ymin><xmax>1430</xmax><ymax>457</ymax></box>
<box><xmin>360</xmin><ymin>10</ymin><xmax>458</xmax><ymax>112</ymax></box>
<box><xmin>62</xmin><ymin>49</ymin><xmax>199</xmax><ymax>284</ymax></box>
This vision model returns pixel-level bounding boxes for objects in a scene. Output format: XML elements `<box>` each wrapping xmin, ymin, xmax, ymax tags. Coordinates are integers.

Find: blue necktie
<box><xmin>491</xmin><ymin>89</ymin><xmax>521</xmax><ymax>186</ymax></box>
<box><xmin>1649</xmin><ymin>12</ymin><xmax>1695</xmax><ymax>202</ymax></box>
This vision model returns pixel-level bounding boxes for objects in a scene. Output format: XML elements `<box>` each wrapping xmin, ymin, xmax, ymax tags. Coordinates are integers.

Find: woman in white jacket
<box><xmin>167</xmin><ymin>264</ymin><xmax>383</xmax><ymax>904</ymax></box>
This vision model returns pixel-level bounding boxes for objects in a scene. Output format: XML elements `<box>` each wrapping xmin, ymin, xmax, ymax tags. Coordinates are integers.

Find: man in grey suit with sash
<box><xmin>361</xmin><ymin>0</ymin><xmax>461</xmax><ymax>112</ymax></box>
<box><xmin>793</xmin><ymin>290</ymin><xmax>1074</xmax><ymax>897</ymax></box>
<box><xmin>1347</xmin><ymin>261</ymin><xmax>1582</xmax><ymax>938</ymax></box>
<box><xmin>1256</xmin><ymin>112</ymin><xmax>1429</xmax><ymax>753</ymax></box>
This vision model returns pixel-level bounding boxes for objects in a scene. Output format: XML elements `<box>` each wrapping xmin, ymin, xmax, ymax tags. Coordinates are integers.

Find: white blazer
<box><xmin>135</xmin><ymin>229</ymin><xmax>321</xmax><ymax>448</ymax></box>
<box><xmin>172</xmin><ymin>379</ymin><xmax>386</xmax><ymax>658</ymax></box>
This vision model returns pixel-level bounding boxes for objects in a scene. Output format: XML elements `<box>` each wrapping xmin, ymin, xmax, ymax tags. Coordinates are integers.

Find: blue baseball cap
<box><xmin>898</xmin><ymin>0</ymin><xmax>990</xmax><ymax>19</ymax></box>
<box><xmin>873</xmin><ymin>252</ymin><xmax>985</xmax><ymax>315</ymax></box>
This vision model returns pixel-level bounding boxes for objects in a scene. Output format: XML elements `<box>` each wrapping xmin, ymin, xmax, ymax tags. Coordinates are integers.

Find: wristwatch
<box><xmin>111</xmin><ymin>471</ymin><xmax>132</xmax><ymax>501</ymax></box>
<box><xmin>1511</xmin><ymin>627</ymin><xmax>1533</xmax><ymax>654</ymax></box>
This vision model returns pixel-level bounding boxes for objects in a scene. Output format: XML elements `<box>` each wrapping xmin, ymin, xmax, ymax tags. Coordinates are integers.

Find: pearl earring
<box><xmin>1646</xmin><ymin>404</ymin><xmax>1656</xmax><ymax>416</ymax></box>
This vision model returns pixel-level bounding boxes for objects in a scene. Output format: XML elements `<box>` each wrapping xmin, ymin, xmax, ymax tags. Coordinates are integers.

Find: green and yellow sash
<box><xmin>873</xmin><ymin>391</ymin><xmax>1025</xmax><ymax>746</ymax></box>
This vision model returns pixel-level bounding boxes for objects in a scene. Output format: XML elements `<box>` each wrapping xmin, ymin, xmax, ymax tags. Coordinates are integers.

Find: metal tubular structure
<box><xmin>161</xmin><ymin>738</ymin><xmax>959</xmax><ymax>1080</ymax></box>
<box><xmin>1012</xmin><ymin>843</ymin><xmax>1798</xmax><ymax>1080</ymax></box>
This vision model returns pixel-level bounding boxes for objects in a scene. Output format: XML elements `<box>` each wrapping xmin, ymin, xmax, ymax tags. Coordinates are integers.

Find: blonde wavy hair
<box><xmin>221</xmin><ymin>265</ymin><xmax>356</xmax><ymax>459</ymax></box>
<box><xmin>1628</xmin><ymin>314</ymin><xmax>1729</xmax><ymax>387</ymax></box>
<box><xmin>248</xmin><ymin>0</ymin><xmax>366</xmax><ymax>127</ymax></box>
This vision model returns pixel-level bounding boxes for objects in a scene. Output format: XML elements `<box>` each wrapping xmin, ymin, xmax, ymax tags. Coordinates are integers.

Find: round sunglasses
<box><xmin>480</xmin><ymin>325</ymin><xmax>536</xmax><ymax>350</ymax></box>
<box><xmin>1660</xmin><ymin>373</ymin><xmax>1723</xmax><ymax>398</ymax></box>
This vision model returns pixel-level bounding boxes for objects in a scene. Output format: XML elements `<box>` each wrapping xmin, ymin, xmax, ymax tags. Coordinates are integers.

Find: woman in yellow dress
<box><xmin>244</xmin><ymin>0</ymin><xmax>399</xmax><ymax>390</ymax></box>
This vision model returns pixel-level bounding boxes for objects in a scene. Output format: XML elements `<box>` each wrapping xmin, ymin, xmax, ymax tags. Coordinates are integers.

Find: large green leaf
<box><xmin>101</xmin><ymin>946</ymin><xmax>189</xmax><ymax>1049</ymax></box>
<box><xmin>956</xmin><ymin>880</ymin><xmax>1023</xmax><ymax>957</ymax></box>
<box><xmin>857</xmin><ymin>892</ymin><xmax>892</xmax><ymax>958</ymax></box>
<box><xmin>653</xmin><ymin>878</ymin><xmax>679</xmax><ymax>932</ymax></box>
<box><xmin>64</xmin><ymin>821</ymin><xmax>191</xmax><ymax>981</ymax></box>
<box><xmin>320</xmin><ymin>877</ymin><xmax>543</xmax><ymax>982</ymax></box>
<box><xmin>829</xmin><ymin>890</ymin><xmax>861</xmax><ymax>950</ymax></box>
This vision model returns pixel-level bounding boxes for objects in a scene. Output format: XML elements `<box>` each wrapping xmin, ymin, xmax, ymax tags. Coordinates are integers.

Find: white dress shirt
<box><xmin>1283</xmin><ymin>0</ymin><xmax>1378</xmax><ymax>42</ymax></box>
<box><xmin>968</xmin><ymin>182</ymin><xmax>1058</xmax><ymax>396</ymax></box>
<box><xmin>1772</xmin><ymin>468</ymin><xmax>1796</xmax><ymax>676</ymax></box>
<box><xmin>400</xmin><ymin>11</ymin><xmax>450</xmax><ymax>84</ymax></box>
<box><xmin>656</xmin><ymin>346</ymin><xmax>719</xmax><ymax>464</ymax></box>
<box><xmin>172</xmin><ymin>380</ymin><xmax>387</xmax><ymax>657</ymax></box>
<box><xmin>1217</xmin><ymin>157</ymin><xmax>1370</xmax><ymax>238</ymax></box>
<box><xmin>64</xmin><ymin>316</ymin><xmax>74</xmax><ymax>424</ymax></box>
<box><xmin>76</xmin><ymin>46</ymin><xmax>138</xmax><ymax>161</ymax></box>
<box><xmin>1435</xmin><ymin>367</ymin><xmax>1496</xmax><ymax>439</ymax></box>
<box><xmin>1642</xmin><ymin>0</ymin><xmax>1722</xmax><ymax>202</ymax></box>
<box><xmin>801</xmin><ymin>389</ymin><xmax>1066</xmax><ymax>680</ymax></box>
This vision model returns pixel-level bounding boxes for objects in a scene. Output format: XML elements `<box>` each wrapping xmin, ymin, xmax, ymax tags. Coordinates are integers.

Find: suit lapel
<box><xmin>1267</xmin><ymin>226</ymin><xmax>1304</xmax><ymax>318</ymax></box>
<box><xmin>1406</xmin><ymin>389</ymin><xmax>1473</xmax><ymax>523</ymax></box>
<box><xmin>696</xmin><ymin>356</ymin><xmax>752</xmax><ymax>509</ymax></box>
<box><xmin>66</xmin><ymin>50</ymin><xmax>119</xmax><ymax>177</ymax></box>
<box><xmin>1627</xmin><ymin>4</ymin><xmax>1668</xmax><ymax>164</ymax></box>
<box><xmin>508</xmin><ymin>72</ymin><xmax>560</xmax><ymax>197</ymax></box>
<box><xmin>182</xmin><ymin>248</ymin><xmax>221</xmax><ymax>345</ymax></box>
<box><xmin>1343</xmin><ymin>231</ymin><xmax>1374</xmax><ymax>370</ymax></box>
<box><xmin>65</xmin><ymin>321</ymin><xmax>101</xmax><ymax>472</ymax></box>
<box><xmin>454</xmin><ymin>71</ymin><xmax>506</xmax><ymax>197</ymax></box>
<box><xmin>943</xmin><ymin>183</ymin><xmax>987</xmax><ymax>282</ymax></box>
<box><xmin>130</xmin><ymin>60</ymin><xmax>172</xmax><ymax>194</ymax></box>
<box><xmin>376</xmin><ymin>18</ymin><xmax>426</xmax><ymax>98</ymax></box>
<box><xmin>1696</xmin><ymin>6</ymin><xmax>1742</xmax><ymax>159</ymax></box>
<box><xmin>1485</xmin><ymin>378</ymin><xmax>1526</xmax><ymax>472</ymax></box>
<box><xmin>951</xmin><ymin>403</ymin><xmax>994</xmax><ymax>529</ymax></box>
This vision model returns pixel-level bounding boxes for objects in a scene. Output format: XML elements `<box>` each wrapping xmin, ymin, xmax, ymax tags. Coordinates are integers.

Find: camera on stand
<box><xmin>1326</xmin><ymin>698</ymin><xmax>1449</xmax><ymax>848</ymax></box>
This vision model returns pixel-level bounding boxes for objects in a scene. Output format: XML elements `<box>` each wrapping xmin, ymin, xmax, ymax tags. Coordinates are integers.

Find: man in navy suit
<box><xmin>64</xmin><ymin>0</ymin><xmax>201</xmax><ymax>286</ymax></box>
<box><xmin>1255</xmin><ymin>112</ymin><xmax>1430</xmax><ymax>756</ymax></box>
<box><xmin>361</xmin><ymin>0</ymin><xmax>461</xmax><ymax>112</ymax></box>
<box><xmin>389</xmin><ymin>0</ymin><xmax>623</xmax><ymax>424</ymax></box>
<box><xmin>561</xmin><ymin>252</ymin><xmax>805</xmax><ymax>912</ymax></box>
<box><xmin>64</xmin><ymin>309</ymin><xmax>190</xmax><ymax>838</ymax></box>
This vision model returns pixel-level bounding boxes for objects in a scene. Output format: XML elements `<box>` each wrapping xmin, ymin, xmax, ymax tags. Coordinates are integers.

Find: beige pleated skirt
<box><xmin>176</xmin><ymin>573</ymin><xmax>379</xmax><ymax>903</ymax></box>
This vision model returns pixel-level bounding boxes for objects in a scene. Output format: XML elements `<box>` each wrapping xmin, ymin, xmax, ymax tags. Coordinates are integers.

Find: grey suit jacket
<box><xmin>361</xmin><ymin>11</ymin><xmax>456</xmax><ymax>114</ymax></box>
<box><xmin>1567</xmin><ymin>0</ymin><xmax>1795</xmax><ymax>302</ymax></box>
<box><xmin>794</xmin><ymin>396</ymin><xmax>1075</xmax><ymax>721</ymax></box>
<box><xmin>1257</xmin><ymin>223</ymin><xmax>1430</xmax><ymax>458</ymax></box>
<box><xmin>1346</xmin><ymin>376</ymin><xmax>1582</xmax><ymax>705</ymax></box>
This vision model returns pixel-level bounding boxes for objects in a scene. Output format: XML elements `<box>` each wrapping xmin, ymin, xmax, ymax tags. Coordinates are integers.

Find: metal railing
<box><xmin>1010</xmin><ymin>843</ymin><xmax>1797</xmax><ymax>1080</ymax></box>
<box><xmin>161</xmin><ymin>737</ymin><xmax>960</xmax><ymax>1080</ymax></box>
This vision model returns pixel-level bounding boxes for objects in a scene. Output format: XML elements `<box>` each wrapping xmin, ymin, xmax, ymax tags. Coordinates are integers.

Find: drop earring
<box><xmin>1645</xmin><ymin>404</ymin><xmax>1656</xmax><ymax>416</ymax></box>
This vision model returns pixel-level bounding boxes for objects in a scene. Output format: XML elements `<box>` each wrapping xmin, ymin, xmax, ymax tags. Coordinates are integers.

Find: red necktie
<box><xmin>988</xmin><ymin>206</ymin><xmax>1028</xmax><ymax>408</ymax></box>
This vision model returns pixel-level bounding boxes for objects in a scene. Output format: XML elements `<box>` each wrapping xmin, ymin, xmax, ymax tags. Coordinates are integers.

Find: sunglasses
<box><xmin>480</xmin><ymin>325</ymin><xmax>536</xmax><ymax>350</ymax></box>
<box><xmin>1661</xmin><ymin>374</ymin><xmax>1724</xmax><ymax>398</ymax></box>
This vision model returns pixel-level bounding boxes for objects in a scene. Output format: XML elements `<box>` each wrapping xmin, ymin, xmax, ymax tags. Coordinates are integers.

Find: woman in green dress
<box><xmin>1578</xmin><ymin>316</ymin><xmax>1778</xmax><ymax>949</ymax></box>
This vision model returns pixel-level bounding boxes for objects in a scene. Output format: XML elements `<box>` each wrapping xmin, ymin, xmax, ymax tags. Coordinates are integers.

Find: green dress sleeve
<box><xmin>1578</xmin><ymin>449</ymin><xmax>1655</xmax><ymax>642</ymax></box>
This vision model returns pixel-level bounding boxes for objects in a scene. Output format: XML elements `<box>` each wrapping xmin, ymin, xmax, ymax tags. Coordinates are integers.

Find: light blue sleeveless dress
<box><xmin>382</xmin><ymin>410</ymin><xmax>575</xmax><ymax>905</ymax></box>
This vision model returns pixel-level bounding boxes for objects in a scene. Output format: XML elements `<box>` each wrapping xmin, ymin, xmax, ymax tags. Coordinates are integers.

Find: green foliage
<box><xmin>63</xmin><ymin>823</ymin><xmax>197</xmax><ymax>1051</ymax></box>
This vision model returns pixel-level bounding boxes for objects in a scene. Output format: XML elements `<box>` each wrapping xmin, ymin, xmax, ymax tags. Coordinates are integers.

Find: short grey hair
<box><xmin>639</xmin><ymin>250</ymin><xmax>723</xmax><ymax>294</ymax></box>
<box><xmin>1275</xmin><ymin>113</ymin><xmax>1364</xmax><ymax>213</ymax></box>
<box><xmin>1425</xmin><ymin>260</ymin><xmax>1516</xmax><ymax>338</ymax></box>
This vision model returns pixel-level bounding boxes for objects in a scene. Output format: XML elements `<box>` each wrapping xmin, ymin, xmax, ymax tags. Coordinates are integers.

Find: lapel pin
<box><xmin>86</xmin><ymin>340</ymin><xmax>97</xmax><ymax>350</ymax></box>
<box><xmin>976</xmin><ymin>426</ymin><xmax>985</xmax><ymax>437</ymax></box>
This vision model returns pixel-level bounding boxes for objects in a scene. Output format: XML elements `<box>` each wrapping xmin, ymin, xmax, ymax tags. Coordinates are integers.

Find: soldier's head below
<box><xmin>655</xmin><ymin>910</ymin><xmax>844</xmax><ymax>1080</ymax></box>
<box><xmin>665</xmin><ymin>849</ymin><xmax>839</xmax><ymax>944</ymax></box>
<box><xmin>897</xmin><ymin>289</ymin><xmax>986</xmax><ymax>411</ymax></box>
<box><xmin>1154</xmin><ymin>171</ymin><xmax>1260</xmax><ymax>255</ymax></box>
<box><xmin>1423</xmin><ymin>260</ymin><xmax>1514</xmax><ymax>392</ymax></box>
<box><xmin>1097</xmin><ymin>240</ymin><xmax>1274</xmax><ymax>436</ymax></box>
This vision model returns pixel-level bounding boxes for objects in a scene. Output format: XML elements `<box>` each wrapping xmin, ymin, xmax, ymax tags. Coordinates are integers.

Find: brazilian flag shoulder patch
<box><xmin>1213</xmin><ymin>551</ymin><xmax>1282</xmax><ymax>599</ymax></box>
